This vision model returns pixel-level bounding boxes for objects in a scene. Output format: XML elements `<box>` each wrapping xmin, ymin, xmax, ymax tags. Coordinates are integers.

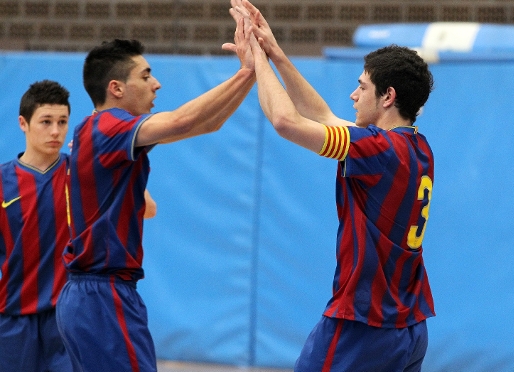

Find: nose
<box><xmin>350</xmin><ymin>88</ymin><xmax>358</xmax><ymax>102</ymax></box>
<box><xmin>153</xmin><ymin>77</ymin><xmax>162</xmax><ymax>91</ymax></box>
<box><xmin>50</xmin><ymin>122</ymin><xmax>60</xmax><ymax>135</ymax></box>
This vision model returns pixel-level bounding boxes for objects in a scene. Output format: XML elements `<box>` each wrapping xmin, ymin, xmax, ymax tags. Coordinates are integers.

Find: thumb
<box><xmin>221</xmin><ymin>43</ymin><xmax>237</xmax><ymax>53</ymax></box>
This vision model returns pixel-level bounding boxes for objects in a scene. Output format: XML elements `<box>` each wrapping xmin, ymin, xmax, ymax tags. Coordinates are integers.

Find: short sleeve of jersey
<box><xmin>92</xmin><ymin>108</ymin><xmax>152</xmax><ymax>168</ymax></box>
<box><xmin>341</xmin><ymin>125</ymin><xmax>394</xmax><ymax>187</ymax></box>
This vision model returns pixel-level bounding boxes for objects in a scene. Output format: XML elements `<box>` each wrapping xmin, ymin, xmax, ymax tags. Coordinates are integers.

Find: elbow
<box><xmin>270</xmin><ymin>113</ymin><xmax>297</xmax><ymax>139</ymax></box>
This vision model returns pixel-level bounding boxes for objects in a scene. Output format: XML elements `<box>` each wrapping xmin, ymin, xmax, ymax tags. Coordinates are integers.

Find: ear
<box><xmin>18</xmin><ymin>115</ymin><xmax>29</xmax><ymax>133</ymax></box>
<box><xmin>107</xmin><ymin>80</ymin><xmax>124</xmax><ymax>99</ymax></box>
<box><xmin>382</xmin><ymin>87</ymin><xmax>396</xmax><ymax>108</ymax></box>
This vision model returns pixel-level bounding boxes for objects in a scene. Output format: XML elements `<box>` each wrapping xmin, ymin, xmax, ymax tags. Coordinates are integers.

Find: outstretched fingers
<box><xmin>242</xmin><ymin>0</ymin><xmax>266</xmax><ymax>27</ymax></box>
<box><xmin>233</xmin><ymin>18</ymin><xmax>254</xmax><ymax>71</ymax></box>
<box><xmin>241</xmin><ymin>0</ymin><xmax>276</xmax><ymax>56</ymax></box>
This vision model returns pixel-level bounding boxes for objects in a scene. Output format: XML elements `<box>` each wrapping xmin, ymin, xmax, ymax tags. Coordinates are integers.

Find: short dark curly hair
<box><xmin>19</xmin><ymin>80</ymin><xmax>70</xmax><ymax>122</ymax></box>
<box><xmin>83</xmin><ymin>39</ymin><xmax>145</xmax><ymax>107</ymax></box>
<box><xmin>364</xmin><ymin>45</ymin><xmax>434</xmax><ymax>123</ymax></box>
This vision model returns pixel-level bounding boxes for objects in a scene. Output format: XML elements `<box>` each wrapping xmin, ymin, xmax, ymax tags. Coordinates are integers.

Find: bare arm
<box><xmin>135</xmin><ymin>17</ymin><xmax>256</xmax><ymax>146</ymax></box>
<box><xmin>239</xmin><ymin>0</ymin><xmax>353</xmax><ymax>128</ymax></box>
<box><xmin>249</xmin><ymin>34</ymin><xmax>326</xmax><ymax>153</ymax></box>
<box><xmin>136</xmin><ymin>67</ymin><xmax>255</xmax><ymax>145</ymax></box>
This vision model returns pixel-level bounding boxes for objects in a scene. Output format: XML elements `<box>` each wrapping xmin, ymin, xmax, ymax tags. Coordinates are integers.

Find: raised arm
<box><xmin>249</xmin><ymin>34</ymin><xmax>327</xmax><ymax>153</ymax></box>
<box><xmin>135</xmin><ymin>17</ymin><xmax>255</xmax><ymax>146</ymax></box>
<box><xmin>238</xmin><ymin>0</ymin><xmax>352</xmax><ymax>128</ymax></box>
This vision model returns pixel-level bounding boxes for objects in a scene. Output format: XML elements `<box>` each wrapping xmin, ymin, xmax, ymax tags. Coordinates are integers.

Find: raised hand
<box><xmin>241</xmin><ymin>0</ymin><xmax>279</xmax><ymax>59</ymax></box>
<box><xmin>222</xmin><ymin>14</ymin><xmax>255</xmax><ymax>71</ymax></box>
<box><xmin>222</xmin><ymin>0</ymin><xmax>247</xmax><ymax>53</ymax></box>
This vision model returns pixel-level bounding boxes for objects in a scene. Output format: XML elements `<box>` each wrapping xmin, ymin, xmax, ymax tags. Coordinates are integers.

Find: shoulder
<box><xmin>347</xmin><ymin>124</ymin><xmax>388</xmax><ymax>142</ymax></box>
<box><xmin>0</xmin><ymin>158</ymin><xmax>17</xmax><ymax>170</ymax></box>
<box><xmin>0</xmin><ymin>158</ymin><xmax>19</xmax><ymax>182</ymax></box>
<box><xmin>96</xmin><ymin>108</ymin><xmax>151</xmax><ymax>134</ymax></box>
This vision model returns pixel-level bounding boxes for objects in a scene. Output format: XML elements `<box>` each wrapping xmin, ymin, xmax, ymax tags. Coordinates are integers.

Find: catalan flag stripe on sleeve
<box><xmin>319</xmin><ymin>125</ymin><xmax>351</xmax><ymax>161</ymax></box>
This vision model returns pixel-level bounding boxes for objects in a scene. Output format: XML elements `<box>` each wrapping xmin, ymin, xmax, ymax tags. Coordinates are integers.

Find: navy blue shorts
<box><xmin>56</xmin><ymin>274</ymin><xmax>157</xmax><ymax>372</ymax></box>
<box><xmin>0</xmin><ymin>309</ymin><xmax>72</xmax><ymax>371</ymax></box>
<box><xmin>295</xmin><ymin>316</ymin><xmax>428</xmax><ymax>372</ymax></box>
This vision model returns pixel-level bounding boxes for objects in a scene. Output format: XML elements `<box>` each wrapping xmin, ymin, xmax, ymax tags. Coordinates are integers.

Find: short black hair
<box><xmin>83</xmin><ymin>39</ymin><xmax>145</xmax><ymax>106</ymax></box>
<box><xmin>19</xmin><ymin>80</ymin><xmax>70</xmax><ymax>122</ymax></box>
<box><xmin>364</xmin><ymin>45</ymin><xmax>434</xmax><ymax>123</ymax></box>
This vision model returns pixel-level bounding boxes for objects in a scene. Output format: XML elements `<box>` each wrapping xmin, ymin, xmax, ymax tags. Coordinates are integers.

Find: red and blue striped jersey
<box><xmin>323</xmin><ymin>125</ymin><xmax>435</xmax><ymax>328</ymax></box>
<box><xmin>0</xmin><ymin>154</ymin><xmax>69</xmax><ymax>315</ymax></box>
<box><xmin>64</xmin><ymin>108</ymin><xmax>152</xmax><ymax>281</ymax></box>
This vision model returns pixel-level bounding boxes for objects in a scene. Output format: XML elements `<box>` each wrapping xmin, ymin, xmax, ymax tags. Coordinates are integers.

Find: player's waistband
<box><xmin>68</xmin><ymin>273</ymin><xmax>137</xmax><ymax>289</ymax></box>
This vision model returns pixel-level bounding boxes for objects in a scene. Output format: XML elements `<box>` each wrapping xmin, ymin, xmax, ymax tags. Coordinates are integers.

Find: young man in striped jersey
<box><xmin>230</xmin><ymin>1</ymin><xmax>436</xmax><ymax>371</ymax></box>
<box><xmin>0</xmin><ymin>80</ymin><xmax>73</xmax><ymax>371</ymax></box>
<box><xmin>56</xmin><ymin>15</ymin><xmax>255</xmax><ymax>372</ymax></box>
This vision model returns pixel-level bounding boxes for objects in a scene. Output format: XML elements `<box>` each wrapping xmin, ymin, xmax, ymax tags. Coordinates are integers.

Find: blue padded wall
<box><xmin>352</xmin><ymin>22</ymin><xmax>514</xmax><ymax>53</ymax></box>
<box><xmin>0</xmin><ymin>52</ymin><xmax>512</xmax><ymax>371</ymax></box>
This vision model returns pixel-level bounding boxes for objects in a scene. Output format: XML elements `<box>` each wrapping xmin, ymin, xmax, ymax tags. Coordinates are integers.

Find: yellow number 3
<box><xmin>407</xmin><ymin>175</ymin><xmax>433</xmax><ymax>250</ymax></box>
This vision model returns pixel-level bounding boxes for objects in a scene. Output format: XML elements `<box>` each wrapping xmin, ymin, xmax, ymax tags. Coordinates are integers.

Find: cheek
<box><xmin>362</xmin><ymin>95</ymin><xmax>376</xmax><ymax>108</ymax></box>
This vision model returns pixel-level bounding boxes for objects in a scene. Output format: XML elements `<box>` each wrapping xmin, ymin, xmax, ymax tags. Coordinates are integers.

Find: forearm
<box><xmin>255</xmin><ymin>56</ymin><xmax>296</xmax><ymax>129</ymax></box>
<box><xmin>136</xmin><ymin>67</ymin><xmax>255</xmax><ymax>146</ymax></box>
<box><xmin>160</xmin><ymin>67</ymin><xmax>255</xmax><ymax>143</ymax></box>
<box><xmin>255</xmin><ymin>56</ymin><xmax>326</xmax><ymax>153</ymax></box>
<box><xmin>269</xmin><ymin>47</ymin><xmax>334</xmax><ymax>124</ymax></box>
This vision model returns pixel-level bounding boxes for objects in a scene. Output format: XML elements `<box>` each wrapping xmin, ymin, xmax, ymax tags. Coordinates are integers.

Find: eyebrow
<box><xmin>37</xmin><ymin>114</ymin><xmax>69</xmax><ymax>119</ymax></box>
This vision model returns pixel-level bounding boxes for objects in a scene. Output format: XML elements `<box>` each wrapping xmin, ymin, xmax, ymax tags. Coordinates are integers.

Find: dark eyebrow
<box><xmin>37</xmin><ymin>113</ymin><xmax>69</xmax><ymax>119</ymax></box>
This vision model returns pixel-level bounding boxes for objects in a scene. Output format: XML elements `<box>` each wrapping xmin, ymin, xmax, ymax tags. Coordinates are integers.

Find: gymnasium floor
<box><xmin>157</xmin><ymin>360</ymin><xmax>293</xmax><ymax>372</ymax></box>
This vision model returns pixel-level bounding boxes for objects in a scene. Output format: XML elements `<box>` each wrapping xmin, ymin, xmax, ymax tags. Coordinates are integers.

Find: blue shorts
<box><xmin>56</xmin><ymin>274</ymin><xmax>157</xmax><ymax>372</ymax></box>
<box><xmin>0</xmin><ymin>309</ymin><xmax>72</xmax><ymax>372</ymax></box>
<box><xmin>295</xmin><ymin>316</ymin><xmax>428</xmax><ymax>372</ymax></box>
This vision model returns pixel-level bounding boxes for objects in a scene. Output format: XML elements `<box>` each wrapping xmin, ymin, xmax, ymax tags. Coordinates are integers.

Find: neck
<box><xmin>374</xmin><ymin>108</ymin><xmax>412</xmax><ymax>131</ymax></box>
<box><xmin>19</xmin><ymin>151</ymin><xmax>60</xmax><ymax>172</ymax></box>
<box><xmin>379</xmin><ymin>119</ymin><xmax>412</xmax><ymax>131</ymax></box>
<box><xmin>387</xmin><ymin>123</ymin><xmax>413</xmax><ymax>131</ymax></box>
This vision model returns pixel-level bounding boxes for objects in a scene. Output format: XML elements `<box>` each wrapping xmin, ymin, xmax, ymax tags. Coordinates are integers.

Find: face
<box><xmin>349</xmin><ymin>71</ymin><xmax>382</xmax><ymax>128</ymax></box>
<box><xmin>19</xmin><ymin>104</ymin><xmax>69</xmax><ymax>158</ymax></box>
<box><xmin>121</xmin><ymin>55</ymin><xmax>161</xmax><ymax>116</ymax></box>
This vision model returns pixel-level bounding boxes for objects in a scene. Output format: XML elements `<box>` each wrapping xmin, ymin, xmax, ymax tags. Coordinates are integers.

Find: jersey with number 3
<box><xmin>323</xmin><ymin>125</ymin><xmax>435</xmax><ymax>328</ymax></box>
